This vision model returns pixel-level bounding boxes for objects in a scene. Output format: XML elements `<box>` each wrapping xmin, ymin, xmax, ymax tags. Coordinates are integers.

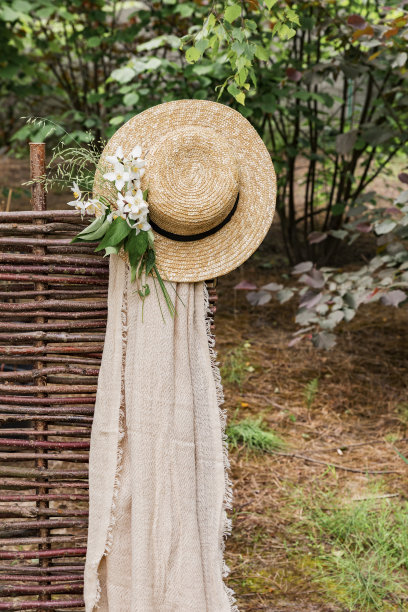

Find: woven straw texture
<box><xmin>84</xmin><ymin>255</ymin><xmax>237</xmax><ymax>611</ymax></box>
<box><xmin>94</xmin><ymin>100</ymin><xmax>276</xmax><ymax>282</ymax></box>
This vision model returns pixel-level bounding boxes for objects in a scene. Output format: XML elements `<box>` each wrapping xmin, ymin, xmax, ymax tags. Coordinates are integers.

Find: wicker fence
<box><xmin>0</xmin><ymin>144</ymin><xmax>217</xmax><ymax>610</ymax></box>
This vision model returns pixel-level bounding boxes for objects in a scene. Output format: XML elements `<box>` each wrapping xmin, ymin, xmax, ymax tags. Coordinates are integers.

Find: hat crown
<box><xmin>144</xmin><ymin>126</ymin><xmax>239</xmax><ymax>236</ymax></box>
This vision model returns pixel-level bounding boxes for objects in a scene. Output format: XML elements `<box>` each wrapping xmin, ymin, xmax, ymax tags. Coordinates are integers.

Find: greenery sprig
<box><xmin>23</xmin><ymin>118</ymin><xmax>176</xmax><ymax>318</ymax></box>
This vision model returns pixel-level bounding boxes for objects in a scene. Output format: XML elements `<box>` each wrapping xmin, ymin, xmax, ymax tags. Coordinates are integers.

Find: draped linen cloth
<box><xmin>84</xmin><ymin>254</ymin><xmax>238</xmax><ymax>612</ymax></box>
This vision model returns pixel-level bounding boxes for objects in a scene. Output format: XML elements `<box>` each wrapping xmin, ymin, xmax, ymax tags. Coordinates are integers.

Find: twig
<box><xmin>353</xmin><ymin>493</ymin><xmax>399</xmax><ymax>501</ymax></box>
<box><xmin>306</xmin><ymin>437</ymin><xmax>408</xmax><ymax>455</ymax></box>
<box><xmin>269</xmin><ymin>450</ymin><xmax>401</xmax><ymax>474</ymax></box>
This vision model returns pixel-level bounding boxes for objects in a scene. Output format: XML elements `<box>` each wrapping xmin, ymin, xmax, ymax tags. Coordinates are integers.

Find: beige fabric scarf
<box><xmin>84</xmin><ymin>255</ymin><xmax>237</xmax><ymax>611</ymax></box>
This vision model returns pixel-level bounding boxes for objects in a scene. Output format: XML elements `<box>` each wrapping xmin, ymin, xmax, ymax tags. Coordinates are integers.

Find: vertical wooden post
<box><xmin>30</xmin><ymin>142</ymin><xmax>49</xmax><ymax>609</ymax></box>
<box><xmin>30</xmin><ymin>143</ymin><xmax>46</xmax><ymax>212</ymax></box>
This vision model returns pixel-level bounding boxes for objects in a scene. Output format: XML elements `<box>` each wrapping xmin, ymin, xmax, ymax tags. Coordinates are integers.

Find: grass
<box><xmin>304</xmin><ymin>377</ymin><xmax>319</xmax><ymax>411</ymax></box>
<box><xmin>227</xmin><ymin>417</ymin><xmax>285</xmax><ymax>453</ymax></box>
<box><xmin>220</xmin><ymin>341</ymin><xmax>254</xmax><ymax>390</ymax></box>
<box><xmin>290</xmin><ymin>487</ymin><xmax>408</xmax><ymax>611</ymax></box>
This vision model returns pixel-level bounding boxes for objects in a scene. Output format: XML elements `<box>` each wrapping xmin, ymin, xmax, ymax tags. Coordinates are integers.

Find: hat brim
<box><xmin>96</xmin><ymin>100</ymin><xmax>276</xmax><ymax>282</ymax></box>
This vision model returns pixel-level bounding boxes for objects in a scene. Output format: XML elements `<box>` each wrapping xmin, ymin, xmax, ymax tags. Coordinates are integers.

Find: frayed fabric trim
<box><xmin>203</xmin><ymin>283</ymin><xmax>240</xmax><ymax>612</ymax></box>
<box><xmin>91</xmin><ymin>266</ymin><xmax>129</xmax><ymax>610</ymax></box>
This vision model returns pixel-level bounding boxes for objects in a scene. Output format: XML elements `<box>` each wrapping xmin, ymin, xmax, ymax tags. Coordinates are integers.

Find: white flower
<box><xmin>134</xmin><ymin>218</ymin><xmax>151</xmax><ymax>235</ymax></box>
<box><xmin>66</xmin><ymin>199</ymin><xmax>89</xmax><ymax>216</ymax></box>
<box><xmin>126</xmin><ymin>160</ymin><xmax>145</xmax><ymax>182</ymax></box>
<box><xmin>125</xmin><ymin>188</ymin><xmax>143</xmax><ymax>203</ymax></box>
<box><xmin>86</xmin><ymin>199</ymin><xmax>106</xmax><ymax>218</ymax></box>
<box><xmin>106</xmin><ymin>146</ymin><xmax>124</xmax><ymax>165</ymax></box>
<box><xmin>125</xmin><ymin>180</ymin><xmax>141</xmax><ymax>195</ymax></box>
<box><xmin>121</xmin><ymin>190</ymin><xmax>145</xmax><ymax>225</ymax></box>
<box><xmin>106</xmin><ymin>193</ymin><xmax>128</xmax><ymax>222</ymax></box>
<box><xmin>125</xmin><ymin>144</ymin><xmax>146</xmax><ymax>181</ymax></box>
<box><xmin>130</xmin><ymin>144</ymin><xmax>142</xmax><ymax>159</ymax></box>
<box><xmin>103</xmin><ymin>161</ymin><xmax>130</xmax><ymax>192</ymax></box>
<box><xmin>71</xmin><ymin>182</ymin><xmax>82</xmax><ymax>200</ymax></box>
<box><xmin>115</xmin><ymin>193</ymin><xmax>128</xmax><ymax>218</ymax></box>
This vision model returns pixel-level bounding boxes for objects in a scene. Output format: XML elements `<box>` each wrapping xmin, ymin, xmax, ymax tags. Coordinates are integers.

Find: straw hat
<box><xmin>96</xmin><ymin>100</ymin><xmax>276</xmax><ymax>282</ymax></box>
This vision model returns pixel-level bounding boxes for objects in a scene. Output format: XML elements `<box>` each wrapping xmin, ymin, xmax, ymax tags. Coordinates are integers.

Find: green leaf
<box><xmin>125</xmin><ymin>230</ymin><xmax>148</xmax><ymax>267</ymax></box>
<box><xmin>1</xmin><ymin>6</ymin><xmax>21</xmax><ymax>20</ymax></box>
<box><xmin>207</xmin><ymin>13</ymin><xmax>216</xmax><ymax>28</ymax></box>
<box><xmin>137</xmin><ymin>36</ymin><xmax>166</xmax><ymax>52</ymax></box>
<box><xmin>278</xmin><ymin>24</ymin><xmax>296</xmax><ymax>40</ymax></box>
<box><xmin>138</xmin><ymin>284</ymin><xmax>151</xmax><ymax>298</ymax></box>
<box><xmin>104</xmin><ymin>244</ymin><xmax>123</xmax><ymax>256</ymax></box>
<box><xmin>265</xmin><ymin>0</ymin><xmax>278</xmax><ymax>9</ymax></box>
<box><xmin>123</xmin><ymin>91</ymin><xmax>140</xmax><ymax>106</ymax></box>
<box><xmin>12</xmin><ymin>0</ymin><xmax>32</xmax><ymax>11</ymax></box>
<box><xmin>145</xmin><ymin>248</ymin><xmax>156</xmax><ymax>276</ymax></box>
<box><xmin>94</xmin><ymin>217</ymin><xmax>132</xmax><ymax>251</ymax></box>
<box><xmin>237</xmin><ymin>67</ymin><xmax>248</xmax><ymax>85</ymax></box>
<box><xmin>285</xmin><ymin>8</ymin><xmax>300</xmax><ymax>26</ymax></box>
<box><xmin>36</xmin><ymin>6</ymin><xmax>54</xmax><ymax>18</ymax></box>
<box><xmin>87</xmin><ymin>37</ymin><xmax>101</xmax><ymax>48</ymax></box>
<box><xmin>235</xmin><ymin>91</ymin><xmax>245</xmax><ymax>105</ymax></box>
<box><xmin>185</xmin><ymin>46</ymin><xmax>201</xmax><ymax>63</ymax></box>
<box><xmin>227</xmin><ymin>82</ymin><xmax>240</xmax><ymax>97</ymax></box>
<box><xmin>224</xmin><ymin>4</ymin><xmax>241</xmax><ymax>23</ymax></box>
<box><xmin>245</xmin><ymin>19</ymin><xmax>257</xmax><ymax>31</ymax></box>
<box><xmin>255</xmin><ymin>45</ymin><xmax>270</xmax><ymax>61</ymax></box>
<box><xmin>176</xmin><ymin>3</ymin><xmax>195</xmax><ymax>17</ymax></box>
<box><xmin>76</xmin><ymin>216</ymin><xmax>105</xmax><ymax>237</ymax></box>
<box><xmin>110</xmin><ymin>66</ymin><xmax>135</xmax><ymax>84</ymax></box>
<box><xmin>196</xmin><ymin>38</ymin><xmax>210</xmax><ymax>53</ymax></box>
<box><xmin>109</xmin><ymin>116</ymin><xmax>125</xmax><ymax>126</ymax></box>
<box><xmin>144</xmin><ymin>57</ymin><xmax>162</xmax><ymax>70</ymax></box>
<box><xmin>130</xmin><ymin>264</ymin><xmax>138</xmax><ymax>283</ymax></box>
<box><xmin>81</xmin><ymin>218</ymin><xmax>111</xmax><ymax>241</ymax></box>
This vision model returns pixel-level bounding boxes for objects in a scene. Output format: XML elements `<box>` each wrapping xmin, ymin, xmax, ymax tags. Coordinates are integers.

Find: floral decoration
<box><xmin>69</xmin><ymin>145</ymin><xmax>175</xmax><ymax>316</ymax></box>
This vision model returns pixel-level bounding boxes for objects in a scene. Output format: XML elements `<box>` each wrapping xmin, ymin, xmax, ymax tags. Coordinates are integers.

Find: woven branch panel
<box><xmin>0</xmin><ymin>209</ymin><xmax>217</xmax><ymax>611</ymax></box>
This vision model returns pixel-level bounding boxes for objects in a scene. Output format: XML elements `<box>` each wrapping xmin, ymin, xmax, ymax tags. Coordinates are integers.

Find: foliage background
<box><xmin>0</xmin><ymin>0</ymin><xmax>407</xmax><ymax>344</ymax></box>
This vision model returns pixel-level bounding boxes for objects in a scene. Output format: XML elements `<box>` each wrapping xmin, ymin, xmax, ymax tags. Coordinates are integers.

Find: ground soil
<box><xmin>217</xmin><ymin>251</ymin><xmax>408</xmax><ymax>611</ymax></box>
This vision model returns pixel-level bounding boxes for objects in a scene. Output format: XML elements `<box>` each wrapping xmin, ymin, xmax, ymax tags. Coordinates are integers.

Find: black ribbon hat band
<box><xmin>149</xmin><ymin>193</ymin><xmax>239</xmax><ymax>242</ymax></box>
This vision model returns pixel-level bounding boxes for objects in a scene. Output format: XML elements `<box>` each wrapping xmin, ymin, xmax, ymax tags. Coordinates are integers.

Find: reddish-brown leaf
<box><xmin>356</xmin><ymin>222</ymin><xmax>372</xmax><ymax>233</ymax></box>
<box><xmin>286</xmin><ymin>67</ymin><xmax>302</xmax><ymax>82</ymax></box>
<box><xmin>352</xmin><ymin>25</ymin><xmax>374</xmax><ymax>41</ymax></box>
<box><xmin>383</xmin><ymin>27</ymin><xmax>399</xmax><ymax>39</ymax></box>
<box><xmin>347</xmin><ymin>14</ymin><xmax>366</xmax><ymax>28</ymax></box>
<box><xmin>234</xmin><ymin>280</ymin><xmax>258</xmax><ymax>290</ymax></box>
